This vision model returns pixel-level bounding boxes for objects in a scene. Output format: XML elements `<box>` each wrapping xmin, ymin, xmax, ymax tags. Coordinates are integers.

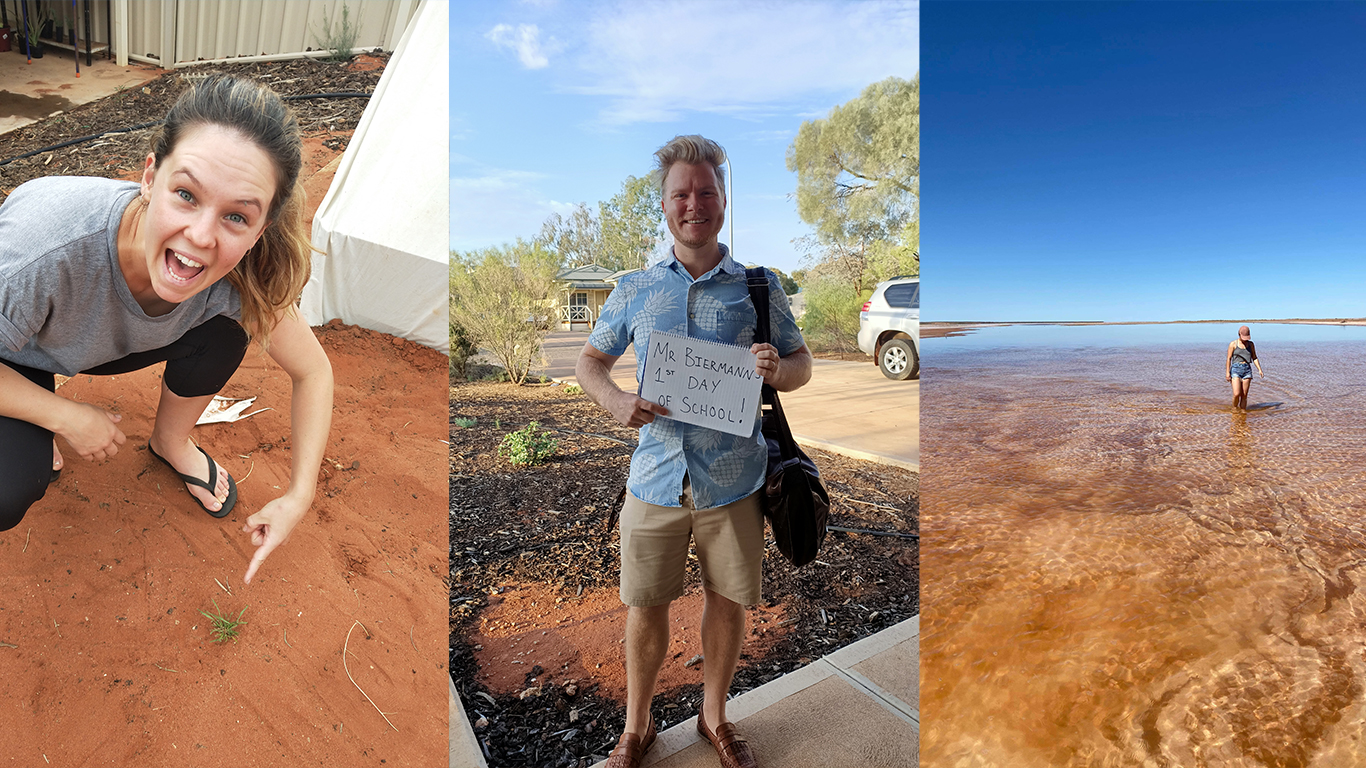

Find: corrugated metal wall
<box><xmin>14</xmin><ymin>0</ymin><xmax>414</xmax><ymax>66</ymax></box>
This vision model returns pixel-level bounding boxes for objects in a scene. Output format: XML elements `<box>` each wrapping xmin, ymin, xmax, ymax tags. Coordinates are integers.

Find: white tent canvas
<box><xmin>301</xmin><ymin>0</ymin><xmax>449</xmax><ymax>353</ymax></box>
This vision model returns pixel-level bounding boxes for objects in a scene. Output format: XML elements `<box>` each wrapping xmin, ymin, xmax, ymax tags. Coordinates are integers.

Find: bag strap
<box><xmin>745</xmin><ymin>267</ymin><xmax>799</xmax><ymax>461</ymax></box>
<box><xmin>746</xmin><ymin>267</ymin><xmax>771</xmax><ymax>346</ymax></box>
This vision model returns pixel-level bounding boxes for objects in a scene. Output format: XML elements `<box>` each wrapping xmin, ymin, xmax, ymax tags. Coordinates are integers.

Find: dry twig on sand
<box><xmin>344</xmin><ymin>620</ymin><xmax>398</xmax><ymax>731</ymax></box>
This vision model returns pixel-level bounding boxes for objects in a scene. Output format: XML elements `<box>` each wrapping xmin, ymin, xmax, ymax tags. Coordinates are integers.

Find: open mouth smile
<box><xmin>164</xmin><ymin>249</ymin><xmax>207</xmax><ymax>283</ymax></box>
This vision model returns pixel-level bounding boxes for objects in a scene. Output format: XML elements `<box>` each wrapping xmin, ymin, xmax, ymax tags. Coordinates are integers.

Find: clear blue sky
<box><xmin>924</xmin><ymin>2</ymin><xmax>1366</xmax><ymax>322</ymax></box>
<box><xmin>449</xmin><ymin>1</ymin><xmax>919</xmax><ymax>275</ymax></box>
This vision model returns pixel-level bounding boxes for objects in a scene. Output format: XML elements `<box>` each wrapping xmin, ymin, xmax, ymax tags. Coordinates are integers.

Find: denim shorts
<box><xmin>1231</xmin><ymin>361</ymin><xmax>1253</xmax><ymax>380</ymax></box>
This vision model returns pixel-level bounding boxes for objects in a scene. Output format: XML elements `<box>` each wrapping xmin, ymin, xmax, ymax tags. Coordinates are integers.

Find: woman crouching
<box><xmin>0</xmin><ymin>75</ymin><xmax>332</xmax><ymax>583</ymax></box>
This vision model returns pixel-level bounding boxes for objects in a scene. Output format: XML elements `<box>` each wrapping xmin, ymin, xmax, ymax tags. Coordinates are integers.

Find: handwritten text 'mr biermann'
<box><xmin>649</xmin><ymin>339</ymin><xmax>757</xmax><ymax>425</ymax></box>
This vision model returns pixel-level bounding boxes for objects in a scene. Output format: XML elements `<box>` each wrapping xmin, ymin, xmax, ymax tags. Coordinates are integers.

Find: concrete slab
<box><xmin>824</xmin><ymin>615</ymin><xmax>920</xmax><ymax>669</ymax></box>
<box><xmin>0</xmin><ymin>49</ymin><xmax>161</xmax><ymax>136</ymax></box>
<box><xmin>586</xmin><ymin>616</ymin><xmax>919</xmax><ymax>768</ymax></box>
<box><xmin>450</xmin><ymin>677</ymin><xmax>489</xmax><ymax>768</ymax></box>
<box><xmin>851</xmin><ymin>636</ymin><xmax>919</xmax><ymax>723</ymax></box>
<box><xmin>647</xmin><ymin>676</ymin><xmax>917</xmax><ymax>768</ymax></box>
<box><xmin>538</xmin><ymin>332</ymin><xmax>918</xmax><ymax>470</ymax></box>
<box><xmin>638</xmin><ymin>660</ymin><xmax>839</xmax><ymax>765</ymax></box>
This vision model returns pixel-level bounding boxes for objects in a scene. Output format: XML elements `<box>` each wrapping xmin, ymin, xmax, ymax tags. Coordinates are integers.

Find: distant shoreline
<box><xmin>922</xmin><ymin>318</ymin><xmax>1366</xmax><ymax>339</ymax></box>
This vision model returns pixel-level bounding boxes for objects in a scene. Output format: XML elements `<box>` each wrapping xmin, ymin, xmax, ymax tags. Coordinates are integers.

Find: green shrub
<box><xmin>564</xmin><ymin>384</ymin><xmax>583</xmax><ymax>395</ymax></box>
<box><xmin>313</xmin><ymin>2</ymin><xmax>359</xmax><ymax>62</ymax></box>
<box><xmin>498</xmin><ymin>422</ymin><xmax>559</xmax><ymax>467</ymax></box>
<box><xmin>799</xmin><ymin>277</ymin><xmax>865</xmax><ymax>354</ymax></box>
<box><xmin>453</xmin><ymin>416</ymin><xmax>477</xmax><ymax>429</ymax></box>
<box><xmin>449</xmin><ymin>320</ymin><xmax>479</xmax><ymax>382</ymax></box>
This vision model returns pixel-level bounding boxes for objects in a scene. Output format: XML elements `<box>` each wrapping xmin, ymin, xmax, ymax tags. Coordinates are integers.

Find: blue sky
<box><xmin>449</xmin><ymin>1</ymin><xmax>919</xmax><ymax>275</ymax></box>
<box><xmin>924</xmin><ymin>2</ymin><xmax>1366</xmax><ymax>322</ymax></box>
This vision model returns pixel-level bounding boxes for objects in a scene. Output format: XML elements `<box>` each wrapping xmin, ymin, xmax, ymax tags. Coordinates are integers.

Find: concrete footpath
<box><xmin>535</xmin><ymin>332</ymin><xmax>917</xmax><ymax>471</ymax></box>
<box><xmin>450</xmin><ymin>617</ymin><xmax>919</xmax><ymax>767</ymax></box>
<box><xmin>0</xmin><ymin>51</ymin><xmax>160</xmax><ymax>136</ymax></box>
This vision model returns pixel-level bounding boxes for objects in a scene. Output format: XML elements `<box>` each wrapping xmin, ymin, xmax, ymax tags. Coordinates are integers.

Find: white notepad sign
<box><xmin>639</xmin><ymin>331</ymin><xmax>762</xmax><ymax>437</ymax></box>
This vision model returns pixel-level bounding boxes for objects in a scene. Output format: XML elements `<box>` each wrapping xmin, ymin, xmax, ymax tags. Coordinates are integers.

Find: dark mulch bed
<box><xmin>449</xmin><ymin>381</ymin><xmax>919</xmax><ymax>768</ymax></box>
<box><xmin>0</xmin><ymin>54</ymin><xmax>388</xmax><ymax>198</ymax></box>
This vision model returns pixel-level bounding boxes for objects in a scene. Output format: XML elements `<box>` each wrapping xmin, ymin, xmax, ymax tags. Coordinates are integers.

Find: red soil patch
<box><xmin>347</xmin><ymin>54</ymin><xmax>386</xmax><ymax>73</ymax></box>
<box><xmin>470</xmin><ymin>582</ymin><xmax>790</xmax><ymax>701</ymax></box>
<box><xmin>300</xmin><ymin>134</ymin><xmax>345</xmax><ymax>222</ymax></box>
<box><xmin>0</xmin><ymin>323</ymin><xmax>449</xmax><ymax>766</ymax></box>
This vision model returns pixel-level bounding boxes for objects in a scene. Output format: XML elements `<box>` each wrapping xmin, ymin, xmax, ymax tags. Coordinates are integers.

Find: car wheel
<box><xmin>879</xmin><ymin>338</ymin><xmax>918</xmax><ymax>381</ymax></box>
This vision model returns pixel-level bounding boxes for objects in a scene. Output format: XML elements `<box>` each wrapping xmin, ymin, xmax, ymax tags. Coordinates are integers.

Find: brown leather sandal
<box><xmin>697</xmin><ymin>707</ymin><xmax>757</xmax><ymax>768</ymax></box>
<box><xmin>606</xmin><ymin>714</ymin><xmax>657</xmax><ymax>768</ymax></box>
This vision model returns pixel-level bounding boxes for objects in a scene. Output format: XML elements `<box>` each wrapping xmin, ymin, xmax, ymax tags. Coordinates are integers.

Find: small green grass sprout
<box><xmin>453</xmin><ymin>416</ymin><xmax>478</xmax><ymax>428</ymax></box>
<box><xmin>199</xmin><ymin>599</ymin><xmax>249</xmax><ymax>643</ymax></box>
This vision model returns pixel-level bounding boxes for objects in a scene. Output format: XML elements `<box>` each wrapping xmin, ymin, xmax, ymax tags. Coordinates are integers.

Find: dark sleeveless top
<box><xmin>1231</xmin><ymin>342</ymin><xmax>1253</xmax><ymax>365</ymax></box>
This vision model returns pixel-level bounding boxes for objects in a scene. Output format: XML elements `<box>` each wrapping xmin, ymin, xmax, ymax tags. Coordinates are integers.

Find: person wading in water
<box><xmin>1226</xmin><ymin>325</ymin><xmax>1264</xmax><ymax>410</ymax></box>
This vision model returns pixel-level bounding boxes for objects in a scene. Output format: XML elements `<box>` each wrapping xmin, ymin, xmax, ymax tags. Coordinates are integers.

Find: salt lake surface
<box><xmin>921</xmin><ymin>323</ymin><xmax>1366</xmax><ymax>768</ymax></box>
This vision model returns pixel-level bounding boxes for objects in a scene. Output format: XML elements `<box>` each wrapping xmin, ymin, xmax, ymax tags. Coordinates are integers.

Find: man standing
<box><xmin>576</xmin><ymin>136</ymin><xmax>811</xmax><ymax>768</ymax></box>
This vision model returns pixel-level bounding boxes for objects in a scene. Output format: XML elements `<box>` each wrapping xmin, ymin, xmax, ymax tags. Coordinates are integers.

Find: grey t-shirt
<box><xmin>0</xmin><ymin>176</ymin><xmax>241</xmax><ymax>376</ymax></box>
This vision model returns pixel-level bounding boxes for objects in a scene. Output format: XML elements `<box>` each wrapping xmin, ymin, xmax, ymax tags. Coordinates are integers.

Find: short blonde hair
<box><xmin>652</xmin><ymin>135</ymin><xmax>727</xmax><ymax>196</ymax></box>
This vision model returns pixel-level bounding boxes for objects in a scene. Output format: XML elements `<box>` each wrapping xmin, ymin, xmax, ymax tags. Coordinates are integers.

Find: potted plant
<box><xmin>24</xmin><ymin>6</ymin><xmax>51</xmax><ymax>57</ymax></box>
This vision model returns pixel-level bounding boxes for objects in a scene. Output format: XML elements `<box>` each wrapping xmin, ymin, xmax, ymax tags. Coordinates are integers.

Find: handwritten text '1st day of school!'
<box><xmin>638</xmin><ymin>331</ymin><xmax>762</xmax><ymax>437</ymax></box>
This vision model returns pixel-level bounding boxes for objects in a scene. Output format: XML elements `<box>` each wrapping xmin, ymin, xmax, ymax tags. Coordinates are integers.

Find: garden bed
<box><xmin>450</xmin><ymin>381</ymin><xmax>918</xmax><ymax>767</ymax></box>
<box><xmin>1</xmin><ymin>54</ymin><xmax>386</xmax><ymax>195</ymax></box>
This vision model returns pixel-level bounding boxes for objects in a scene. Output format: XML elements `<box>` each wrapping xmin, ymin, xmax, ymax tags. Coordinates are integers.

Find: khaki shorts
<box><xmin>618</xmin><ymin>477</ymin><xmax>765</xmax><ymax>607</ymax></box>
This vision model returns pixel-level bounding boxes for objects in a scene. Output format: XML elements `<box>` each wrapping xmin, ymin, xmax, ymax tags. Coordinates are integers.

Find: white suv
<box><xmin>858</xmin><ymin>276</ymin><xmax>919</xmax><ymax>380</ymax></box>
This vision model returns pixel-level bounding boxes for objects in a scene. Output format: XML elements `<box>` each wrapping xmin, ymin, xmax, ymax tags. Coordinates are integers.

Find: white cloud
<box><xmin>450</xmin><ymin>165</ymin><xmax>566</xmax><ymax>250</ymax></box>
<box><xmin>740</xmin><ymin>129</ymin><xmax>796</xmax><ymax>143</ymax></box>
<box><xmin>449</xmin><ymin>114</ymin><xmax>473</xmax><ymax>142</ymax></box>
<box><xmin>568</xmin><ymin>1</ymin><xmax>918</xmax><ymax>125</ymax></box>
<box><xmin>486</xmin><ymin>23</ymin><xmax>558</xmax><ymax>69</ymax></box>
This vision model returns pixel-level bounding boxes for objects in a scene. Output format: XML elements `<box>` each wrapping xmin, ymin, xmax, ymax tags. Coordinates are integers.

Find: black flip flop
<box><xmin>148</xmin><ymin>443</ymin><xmax>238</xmax><ymax>518</ymax></box>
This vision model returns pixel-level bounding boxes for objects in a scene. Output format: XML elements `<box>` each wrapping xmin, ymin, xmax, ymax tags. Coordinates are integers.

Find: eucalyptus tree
<box><xmin>788</xmin><ymin>75</ymin><xmax>919</xmax><ymax>290</ymax></box>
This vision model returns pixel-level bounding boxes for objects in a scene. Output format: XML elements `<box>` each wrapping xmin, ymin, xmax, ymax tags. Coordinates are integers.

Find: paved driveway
<box><xmin>540</xmin><ymin>332</ymin><xmax>918</xmax><ymax>470</ymax></box>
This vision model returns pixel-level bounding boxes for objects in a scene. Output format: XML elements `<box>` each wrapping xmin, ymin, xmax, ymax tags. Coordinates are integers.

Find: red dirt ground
<box><xmin>0</xmin><ymin>322</ymin><xmax>449</xmax><ymax>767</ymax></box>
<box><xmin>1</xmin><ymin>55</ymin><xmax>446</xmax><ymax>767</ymax></box>
<box><xmin>470</xmin><ymin>583</ymin><xmax>789</xmax><ymax>702</ymax></box>
<box><xmin>348</xmin><ymin>54</ymin><xmax>387</xmax><ymax>73</ymax></box>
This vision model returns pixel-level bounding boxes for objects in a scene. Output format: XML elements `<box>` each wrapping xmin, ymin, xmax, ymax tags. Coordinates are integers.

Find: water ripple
<box><xmin>922</xmin><ymin>338</ymin><xmax>1366</xmax><ymax>768</ymax></box>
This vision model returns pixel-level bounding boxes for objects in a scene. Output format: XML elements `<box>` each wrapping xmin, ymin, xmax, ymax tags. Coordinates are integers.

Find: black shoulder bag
<box><xmin>746</xmin><ymin>267</ymin><xmax>829</xmax><ymax>567</ymax></box>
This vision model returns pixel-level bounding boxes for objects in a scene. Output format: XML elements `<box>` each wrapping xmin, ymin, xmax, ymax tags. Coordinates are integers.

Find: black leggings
<box><xmin>0</xmin><ymin>315</ymin><xmax>249</xmax><ymax>531</ymax></box>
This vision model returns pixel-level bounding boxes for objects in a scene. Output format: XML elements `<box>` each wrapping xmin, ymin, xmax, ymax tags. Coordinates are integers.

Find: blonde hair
<box><xmin>151</xmin><ymin>74</ymin><xmax>312</xmax><ymax>349</ymax></box>
<box><xmin>652</xmin><ymin>135</ymin><xmax>727</xmax><ymax>196</ymax></box>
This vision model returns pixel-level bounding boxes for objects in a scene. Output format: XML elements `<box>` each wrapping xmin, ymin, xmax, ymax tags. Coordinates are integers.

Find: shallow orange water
<box><xmin>922</xmin><ymin>335</ymin><xmax>1366</xmax><ymax>768</ymax></box>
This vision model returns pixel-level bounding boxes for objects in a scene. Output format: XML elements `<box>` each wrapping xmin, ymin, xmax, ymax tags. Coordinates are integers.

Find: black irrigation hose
<box><xmin>827</xmin><ymin>525</ymin><xmax>919</xmax><ymax>540</ymax></box>
<box><xmin>283</xmin><ymin>91</ymin><xmax>373</xmax><ymax>101</ymax></box>
<box><xmin>0</xmin><ymin>92</ymin><xmax>372</xmax><ymax>168</ymax></box>
<box><xmin>0</xmin><ymin>119</ymin><xmax>162</xmax><ymax>167</ymax></box>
